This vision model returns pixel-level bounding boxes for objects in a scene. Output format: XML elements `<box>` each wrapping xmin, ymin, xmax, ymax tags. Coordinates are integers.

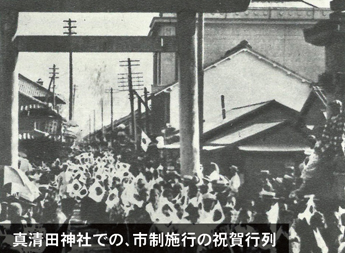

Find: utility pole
<box><xmin>101</xmin><ymin>98</ymin><xmax>104</xmax><ymax>139</ymax></box>
<box><xmin>89</xmin><ymin>115</ymin><xmax>91</xmax><ymax>144</ymax></box>
<box><xmin>137</xmin><ymin>94</ymin><xmax>142</xmax><ymax>129</ymax></box>
<box><xmin>48</xmin><ymin>64</ymin><xmax>59</xmax><ymax>109</ymax></box>
<box><xmin>110</xmin><ymin>88</ymin><xmax>114</xmax><ymax>144</ymax></box>
<box><xmin>119</xmin><ymin>58</ymin><xmax>144</xmax><ymax>150</ymax></box>
<box><xmin>93</xmin><ymin>109</ymin><xmax>96</xmax><ymax>137</ymax></box>
<box><xmin>72</xmin><ymin>84</ymin><xmax>77</xmax><ymax>118</ymax></box>
<box><xmin>63</xmin><ymin>18</ymin><xmax>77</xmax><ymax>121</ymax></box>
<box><xmin>133</xmin><ymin>89</ymin><xmax>150</xmax><ymax>132</ymax></box>
<box><xmin>144</xmin><ymin>87</ymin><xmax>150</xmax><ymax>134</ymax></box>
<box><xmin>105</xmin><ymin>87</ymin><xmax>116</xmax><ymax>146</ymax></box>
<box><xmin>127</xmin><ymin>58</ymin><xmax>136</xmax><ymax>149</ymax></box>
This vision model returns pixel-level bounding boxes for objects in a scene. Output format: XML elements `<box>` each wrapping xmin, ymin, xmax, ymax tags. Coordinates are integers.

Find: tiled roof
<box><xmin>19</xmin><ymin>74</ymin><xmax>66</xmax><ymax>105</ymax></box>
<box><xmin>19</xmin><ymin>91</ymin><xmax>47</xmax><ymax>106</ymax></box>
<box><xmin>204</xmin><ymin>100</ymin><xmax>273</xmax><ymax>133</ymax></box>
<box><xmin>207</xmin><ymin>121</ymin><xmax>284</xmax><ymax>146</ymax></box>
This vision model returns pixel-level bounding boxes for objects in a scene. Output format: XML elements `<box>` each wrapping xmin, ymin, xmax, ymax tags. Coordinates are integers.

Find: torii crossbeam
<box><xmin>14</xmin><ymin>36</ymin><xmax>177</xmax><ymax>52</ymax></box>
<box><xmin>0</xmin><ymin>0</ymin><xmax>250</xmax><ymax>175</ymax></box>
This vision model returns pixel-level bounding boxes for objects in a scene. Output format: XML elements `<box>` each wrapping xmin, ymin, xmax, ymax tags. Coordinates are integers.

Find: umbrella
<box><xmin>0</xmin><ymin>165</ymin><xmax>40</xmax><ymax>202</ymax></box>
<box><xmin>0</xmin><ymin>165</ymin><xmax>25</xmax><ymax>186</ymax></box>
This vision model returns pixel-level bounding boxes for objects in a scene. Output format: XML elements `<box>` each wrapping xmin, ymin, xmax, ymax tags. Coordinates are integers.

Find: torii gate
<box><xmin>0</xmin><ymin>0</ymin><xmax>250</xmax><ymax>175</ymax></box>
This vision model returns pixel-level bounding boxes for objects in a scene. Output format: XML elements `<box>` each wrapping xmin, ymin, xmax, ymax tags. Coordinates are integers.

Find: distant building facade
<box><xmin>152</xmin><ymin>41</ymin><xmax>326</xmax><ymax>135</ymax></box>
<box><xmin>149</xmin><ymin>1</ymin><xmax>331</xmax><ymax>93</ymax></box>
<box><xmin>151</xmin><ymin>41</ymin><xmax>327</xmax><ymax>179</ymax></box>
<box><xmin>18</xmin><ymin>74</ymin><xmax>67</xmax><ymax>160</ymax></box>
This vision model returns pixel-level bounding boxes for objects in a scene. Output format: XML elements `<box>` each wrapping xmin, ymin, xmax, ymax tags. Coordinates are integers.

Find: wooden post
<box><xmin>69</xmin><ymin>51</ymin><xmax>73</xmax><ymax>120</ymax></box>
<box><xmin>176</xmin><ymin>11</ymin><xmax>200</xmax><ymax>176</ymax></box>
<box><xmin>198</xmin><ymin>13</ymin><xmax>204</xmax><ymax>149</ymax></box>
<box><xmin>101</xmin><ymin>98</ymin><xmax>104</xmax><ymax>139</ymax></box>
<box><xmin>0</xmin><ymin>11</ymin><xmax>19</xmax><ymax>167</ymax></box>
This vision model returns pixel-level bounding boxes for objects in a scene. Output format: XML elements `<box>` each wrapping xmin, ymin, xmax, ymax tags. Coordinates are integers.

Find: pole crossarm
<box><xmin>0</xmin><ymin>0</ymin><xmax>250</xmax><ymax>13</ymax></box>
<box><xmin>14</xmin><ymin>36</ymin><xmax>177</xmax><ymax>53</ymax></box>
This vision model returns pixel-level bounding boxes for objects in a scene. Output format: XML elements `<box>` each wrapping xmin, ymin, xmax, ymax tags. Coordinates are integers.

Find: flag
<box><xmin>88</xmin><ymin>180</ymin><xmax>105</xmax><ymax>203</ymax></box>
<box><xmin>66</xmin><ymin>179</ymin><xmax>82</xmax><ymax>198</ymax></box>
<box><xmin>266</xmin><ymin>202</ymin><xmax>279</xmax><ymax>224</ymax></box>
<box><xmin>298</xmin><ymin>194</ymin><xmax>315</xmax><ymax>225</ymax></box>
<box><xmin>141</xmin><ymin>129</ymin><xmax>151</xmax><ymax>152</ymax></box>
<box><xmin>76</xmin><ymin>185</ymin><xmax>88</xmax><ymax>200</ymax></box>
<box><xmin>106</xmin><ymin>188</ymin><xmax>120</xmax><ymax>212</ymax></box>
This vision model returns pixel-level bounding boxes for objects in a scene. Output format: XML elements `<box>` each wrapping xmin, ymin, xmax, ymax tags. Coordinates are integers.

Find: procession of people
<box><xmin>1</xmin><ymin>101</ymin><xmax>345</xmax><ymax>252</ymax></box>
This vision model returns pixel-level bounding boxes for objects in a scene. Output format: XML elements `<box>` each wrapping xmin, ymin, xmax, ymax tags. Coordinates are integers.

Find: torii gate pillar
<box><xmin>177</xmin><ymin>11</ymin><xmax>200</xmax><ymax>176</ymax></box>
<box><xmin>0</xmin><ymin>11</ymin><xmax>18</xmax><ymax>167</ymax></box>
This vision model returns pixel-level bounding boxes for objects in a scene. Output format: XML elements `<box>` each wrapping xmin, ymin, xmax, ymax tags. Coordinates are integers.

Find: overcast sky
<box><xmin>15</xmin><ymin>13</ymin><xmax>158</xmax><ymax>137</ymax></box>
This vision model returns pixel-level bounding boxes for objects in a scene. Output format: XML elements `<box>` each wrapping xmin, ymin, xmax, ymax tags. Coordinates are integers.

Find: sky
<box><xmin>15</xmin><ymin>13</ymin><xmax>158</xmax><ymax>137</ymax></box>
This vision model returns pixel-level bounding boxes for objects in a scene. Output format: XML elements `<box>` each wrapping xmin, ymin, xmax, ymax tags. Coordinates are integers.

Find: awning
<box><xmin>238</xmin><ymin>145</ymin><xmax>309</xmax><ymax>152</ymax></box>
<box><xmin>19</xmin><ymin>129</ymin><xmax>49</xmax><ymax>140</ymax></box>
<box><xmin>64</xmin><ymin>120</ymin><xmax>79</xmax><ymax>127</ymax></box>
<box><xmin>20</xmin><ymin>104</ymin><xmax>46</xmax><ymax>112</ymax></box>
<box><xmin>162</xmin><ymin>143</ymin><xmax>225</xmax><ymax>151</ymax></box>
<box><xmin>64</xmin><ymin>129</ymin><xmax>78</xmax><ymax>139</ymax></box>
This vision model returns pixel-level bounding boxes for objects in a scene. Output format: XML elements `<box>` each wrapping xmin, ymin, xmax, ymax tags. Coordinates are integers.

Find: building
<box><xmin>149</xmin><ymin>0</ymin><xmax>331</xmax><ymax>94</ymax></box>
<box><xmin>202</xmin><ymin>100</ymin><xmax>312</xmax><ymax>182</ymax></box>
<box><xmin>151</xmin><ymin>41</ymin><xmax>327</xmax><ymax>179</ymax></box>
<box><xmin>153</xmin><ymin>41</ymin><xmax>326</xmax><ymax>133</ymax></box>
<box><xmin>18</xmin><ymin>74</ymin><xmax>67</xmax><ymax>160</ymax></box>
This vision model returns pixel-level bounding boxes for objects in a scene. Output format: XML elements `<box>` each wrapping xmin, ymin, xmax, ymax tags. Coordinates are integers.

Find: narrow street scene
<box><xmin>1</xmin><ymin>0</ymin><xmax>345</xmax><ymax>252</ymax></box>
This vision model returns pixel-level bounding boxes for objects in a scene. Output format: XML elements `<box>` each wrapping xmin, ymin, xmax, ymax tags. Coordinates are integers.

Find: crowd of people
<box><xmin>2</xmin><ymin>101</ymin><xmax>345</xmax><ymax>252</ymax></box>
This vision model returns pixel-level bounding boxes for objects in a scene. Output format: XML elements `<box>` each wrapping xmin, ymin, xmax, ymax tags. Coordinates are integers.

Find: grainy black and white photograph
<box><xmin>0</xmin><ymin>0</ymin><xmax>343</xmax><ymax>252</ymax></box>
